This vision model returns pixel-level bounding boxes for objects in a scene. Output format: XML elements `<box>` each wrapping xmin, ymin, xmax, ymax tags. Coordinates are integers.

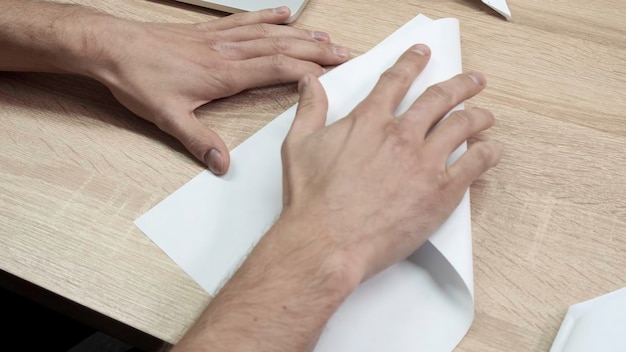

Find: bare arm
<box><xmin>173</xmin><ymin>216</ymin><xmax>358</xmax><ymax>352</ymax></box>
<box><xmin>0</xmin><ymin>0</ymin><xmax>350</xmax><ymax>174</ymax></box>
<box><xmin>172</xmin><ymin>45</ymin><xmax>501</xmax><ymax>351</ymax></box>
<box><xmin>0</xmin><ymin>1</ymin><xmax>102</xmax><ymax>74</ymax></box>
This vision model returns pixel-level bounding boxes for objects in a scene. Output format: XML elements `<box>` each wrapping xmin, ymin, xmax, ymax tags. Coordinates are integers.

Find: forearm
<box><xmin>0</xmin><ymin>0</ymin><xmax>110</xmax><ymax>76</ymax></box>
<box><xmin>172</xmin><ymin>214</ymin><xmax>360</xmax><ymax>352</ymax></box>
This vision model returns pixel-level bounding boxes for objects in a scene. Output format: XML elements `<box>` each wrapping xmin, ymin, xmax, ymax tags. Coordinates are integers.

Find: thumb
<box><xmin>160</xmin><ymin>113</ymin><xmax>230</xmax><ymax>175</ymax></box>
<box><xmin>287</xmin><ymin>74</ymin><xmax>328</xmax><ymax>142</ymax></box>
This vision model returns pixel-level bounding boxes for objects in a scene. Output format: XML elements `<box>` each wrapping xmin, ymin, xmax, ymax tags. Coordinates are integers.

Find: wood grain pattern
<box><xmin>1</xmin><ymin>0</ymin><xmax>624</xmax><ymax>350</ymax></box>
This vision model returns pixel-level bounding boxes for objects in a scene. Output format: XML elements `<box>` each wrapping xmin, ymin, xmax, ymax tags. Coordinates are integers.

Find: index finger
<box><xmin>399</xmin><ymin>72</ymin><xmax>486</xmax><ymax>134</ymax></box>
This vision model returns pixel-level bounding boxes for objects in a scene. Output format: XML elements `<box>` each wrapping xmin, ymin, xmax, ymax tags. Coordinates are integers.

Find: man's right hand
<box><xmin>172</xmin><ymin>44</ymin><xmax>501</xmax><ymax>352</ymax></box>
<box><xmin>280</xmin><ymin>43</ymin><xmax>501</xmax><ymax>282</ymax></box>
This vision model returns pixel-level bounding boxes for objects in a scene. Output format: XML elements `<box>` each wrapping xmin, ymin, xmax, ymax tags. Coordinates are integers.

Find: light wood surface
<box><xmin>1</xmin><ymin>0</ymin><xmax>625</xmax><ymax>350</ymax></box>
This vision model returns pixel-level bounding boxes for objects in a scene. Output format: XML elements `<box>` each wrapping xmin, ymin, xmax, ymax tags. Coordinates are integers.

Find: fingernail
<box><xmin>204</xmin><ymin>149</ymin><xmax>224</xmax><ymax>175</ymax></box>
<box><xmin>410</xmin><ymin>44</ymin><xmax>430</xmax><ymax>56</ymax></box>
<box><xmin>332</xmin><ymin>45</ymin><xmax>349</xmax><ymax>58</ymax></box>
<box><xmin>468</xmin><ymin>71</ymin><xmax>486</xmax><ymax>86</ymax></box>
<box><xmin>298</xmin><ymin>75</ymin><xmax>310</xmax><ymax>93</ymax></box>
<box><xmin>273</xmin><ymin>6</ymin><xmax>289</xmax><ymax>14</ymax></box>
<box><xmin>311</xmin><ymin>31</ymin><xmax>329</xmax><ymax>41</ymax></box>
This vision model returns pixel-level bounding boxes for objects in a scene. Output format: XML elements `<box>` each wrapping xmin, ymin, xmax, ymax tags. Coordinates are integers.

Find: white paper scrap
<box><xmin>550</xmin><ymin>287</ymin><xmax>626</xmax><ymax>352</ymax></box>
<box><xmin>482</xmin><ymin>0</ymin><xmax>512</xmax><ymax>20</ymax></box>
<box><xmin>135</xmin><ymin>14</ymin><xmax>475</xmax><ymax>351</ymax></box>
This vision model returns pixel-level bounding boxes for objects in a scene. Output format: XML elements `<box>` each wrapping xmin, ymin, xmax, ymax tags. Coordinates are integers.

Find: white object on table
<box><xmin>550</xmin><ymin>287</ymin><xmax>626</xmax><ymax>352</ymax></box>
<box><xmin>136</xmin><ymin>14</ymin><xmax>475</xmax><ymax>352</ymax></box>
<box><xmin>482</xmin><ymin>0</ymin><xmax>512</xmax><ymax>20</ymax></box>
<box><xmin>174</xmin><ymin>0</ymin><xmax>310</xmax><ymax>23</ymax></box>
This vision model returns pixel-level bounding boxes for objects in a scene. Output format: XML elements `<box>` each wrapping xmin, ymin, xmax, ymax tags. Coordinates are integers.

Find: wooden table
<box><xmin>1</xmin><ymin>0</ymin><xmax>624</xmax><ymax>350</ymax></box>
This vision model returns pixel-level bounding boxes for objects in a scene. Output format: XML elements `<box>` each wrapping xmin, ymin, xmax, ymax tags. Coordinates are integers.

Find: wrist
<box><xmin>53</xmin><ymin>12</ymin><xmax>124</xmax><ymax>80</ymax></box>
<box><xmin>261</xmin><ymin>210</ymin><xmax>363</xmax><ymax>304</ymax></box>
<box><xmin>0</xmin><ymin>1</ymin><xmax>118</xmax><ymax>76</ymax></box>
<box><xmin>175</xmin><ymin>213</ymin><xmax>362</xmax><ymax>351</ymax></box>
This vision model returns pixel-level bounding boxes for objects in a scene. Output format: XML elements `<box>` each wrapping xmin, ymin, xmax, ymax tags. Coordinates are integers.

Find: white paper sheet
<box><xmin>135</xmin><ymin>14</ymin><xmax>475</xmax><ymax>351</ymax></box>
<box><xmin>550</xmin><ymin>287</ymin><xmax>626</xmax><ymax>352</ymax></box>
<box><xmin>481</xmin><ymin>0</ymin><xmax>512</xmax><ymax>20</ymax></box>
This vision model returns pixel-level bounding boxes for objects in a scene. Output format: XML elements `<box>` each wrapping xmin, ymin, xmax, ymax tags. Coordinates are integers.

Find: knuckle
<box><xmin>253</xmin><ymin>23</ymin><xmax>272</xmax><ymax>37</ymax></box>
<box><xmin>206</xmin><ymin>39</ymin><xmax>220</xmax><ymax>49</ymax></box>
<box><xmin>425</xmin><ymin>84</ymin><xmax>456</xmax><ymax>106</ymax></box>
<box><xmin>212</xmin><ymin>63</ymin><xmax>238</xmax><ymax>93</ymax></box>
<box><xmin>270</xmin><ymin>54</ymin><xmax>289</xmax><ymax>71</ymax></box>
<box><xmin>384</xmin><ymin>121</ymin><xmax>413</xmax><ymax>150</ymax></box>
<box><xmin>437</xmin><ymin>169</ymin><xmax>453</xmax><ymax>190</ymax></box>
<box><xmin>354</xmin><ymin>99</ymin><xmax>382</xmax><ymax>115</ymax></box>
<box><xmin>192</xmin><ymin>22</ymin><xmax>208</xmax><ymax>31</ymax></box>
<box><xmin>183</xmin><ymin>132</ymin><xmax>205</xmax><ymax>152</ymax></box>
<box><xmin>473</xmin><ymin>142</ymin><xmax>495</xmax><ymax>168</ymax></box>
<box><xmin>298</xmin><ymin>96</ymin><xmax>316</xmax><ymax>111</ymax></box>
<box><xmin>381</xmin><ymin>67</ymin><xmax>411</xmax><ymax>85</ymax></box>
<box><xmin>320</xmin><ymin>42</ymin><xmax>332</xmax><ymax>53</ymax></box>
<box><xmin>229</xmin><ymin>13</ymin><xmax>248</xmax><ymax>27</ymax></box>
<box><xmin>210</xmin><ymin>41</ymin><xmax>234</xmax><ymax>55</ymax></box>
<box><xmin>451</xmin><ymin>110</ymin><xmax>472</xmax><ymax>128</ymax></box>
<box><xmin>207</xmin><ymin>28</ymin><xmax>225</xmax><ymax>41</ymax></box>
<box><xmin>280</xmin><ymin>138</ymin><xmax>297</xmax><ymax>161</ymax></box>
<box><xmin>153</xmin><ymin>111</ymin><xmax>180</xmax><ymax>133</ymax></box>
<box><xmin>271</xmin><ymin>37</ymin><xmax>290</xmax><ymax>53</ymax></box>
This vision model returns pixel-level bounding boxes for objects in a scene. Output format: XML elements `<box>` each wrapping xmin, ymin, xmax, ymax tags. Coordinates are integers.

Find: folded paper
<box><xmin>482</xmin><ymin>0</ymin><xmax>511</xmax><ymax>20</ymax></box>
<box><xmin>135</xmin><ymin>14</ymin><xmax>475</xmax><ymax>351</ymax></box>
<box><xmin>550</xmin><ymin>287</ymin><xmax>626</xmax><ymax>352</ymax></box>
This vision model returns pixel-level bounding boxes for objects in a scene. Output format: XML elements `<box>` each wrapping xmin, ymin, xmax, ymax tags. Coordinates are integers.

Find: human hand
<box><xmin>81</xmin><ymin>7</ymin><xmax>349</xmax><ymax>174</ymax></box>
<box><xmin>280</xmin><ymin>44</ymin><xmax>501</xmax><ymax>282</ymax></box>
<box><xmin>170</xmin><ymin>44</ymin><xmax>500</xmax><ymax>351</ymax></box>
